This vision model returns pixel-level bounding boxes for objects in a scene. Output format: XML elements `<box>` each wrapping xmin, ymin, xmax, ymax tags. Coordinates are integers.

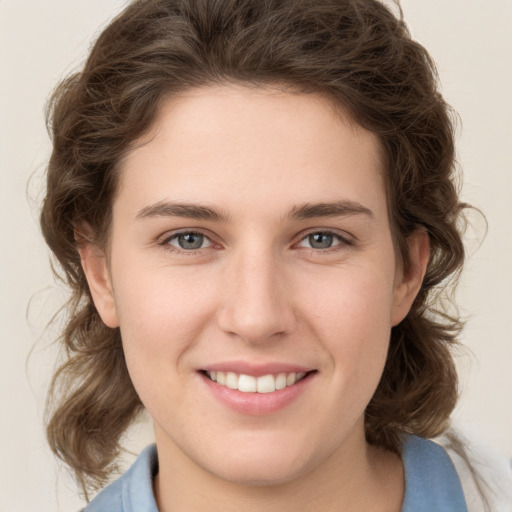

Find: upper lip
<box><xmin>200</xmin><ymin>361</ymin><xmax>315</xmax><ymax>377</ymax></box>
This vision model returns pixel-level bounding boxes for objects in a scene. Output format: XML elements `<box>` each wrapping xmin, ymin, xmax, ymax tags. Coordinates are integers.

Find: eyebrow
<box><xmin>287</xmin><ymin>201</ymin><xmax>373</xmax><ymax>221</ymax></box>
<box><xmin>136</xmin><ymin>201</ymin><xmax>231</xmax><ymax>222</ymax></box>
<box><xmin>135</xmin><ymin>200</ymin><xmax>373</xmax><ymax>222</ymax></box>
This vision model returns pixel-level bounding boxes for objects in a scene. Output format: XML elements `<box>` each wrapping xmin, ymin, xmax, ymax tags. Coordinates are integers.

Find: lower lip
<box><xmin>200</xmin><ymin>372</ymin><xmax>314</xmax><ymax>415</ymax></box>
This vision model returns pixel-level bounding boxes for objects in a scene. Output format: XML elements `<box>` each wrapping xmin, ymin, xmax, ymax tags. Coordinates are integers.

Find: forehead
<box><xmin>116</xmin><ymin>84</ymin><xmax>387</xmax><ymax>220</ymax></box>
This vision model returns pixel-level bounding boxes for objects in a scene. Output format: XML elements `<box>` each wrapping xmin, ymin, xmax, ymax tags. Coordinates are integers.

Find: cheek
<box><xmin>305</xmin><ymin>266</ymin><xmax>395</xmax><ymax>385</ymax></box>
<box><xmin>111</xmin><ymin>266</ymin><xmax>216</xmax><ymax>390</ymax></box>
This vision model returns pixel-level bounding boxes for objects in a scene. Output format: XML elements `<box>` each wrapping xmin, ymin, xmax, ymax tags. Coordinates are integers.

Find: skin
<box><xmin>81</xmin><ymin>84</ymin><xmax>429</xmax><ymax>512</ymax></box>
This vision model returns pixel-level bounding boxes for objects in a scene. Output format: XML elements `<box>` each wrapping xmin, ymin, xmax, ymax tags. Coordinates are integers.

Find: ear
<box><xmin>391</xmin><ymin>230</ymin><xmax>430</xmax><ymax>326</ymax></box>
<box><xmin>78</xmin><ymin>242</ymin><xmax>119</xmax><ymax>328</ymax></box>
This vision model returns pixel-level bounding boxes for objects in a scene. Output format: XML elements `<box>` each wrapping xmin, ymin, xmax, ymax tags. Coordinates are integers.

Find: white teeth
<box><xmin>257</xmin><ymin>374</ymin><xmax>276</xmax><ymax>393</ymax></box>
<box><xmin>206</xmin><ymin>370</ymin><xmax>308</xmax><ymax>393</ymax></box>
<box><xmin>276</xmin><ymin>373</ymin><xmax>286</xmax><ymax>389</ymax></box>
<box><xmin>226</xmin><ymin>372</ymin><xmax>238</xmax><ymax>390</ymax></box>
<box><xmin>275</xmin><ymin>372</ymin><xmax>287</xmax><ymax>390</ymax></box>
<box><xmin>238</xmin><ymin>374</ymin><xmax>257</xmax><ymax>392</ymax></box>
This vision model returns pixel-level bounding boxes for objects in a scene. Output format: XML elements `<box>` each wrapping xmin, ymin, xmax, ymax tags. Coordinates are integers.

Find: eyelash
<box><xmin>296</xmin><ymin>230</ymin><xmax>353</xmax><ymax>253</ymax></box>
<box><xmin>159</xmin><ymin>231</ymin><xmax>215</xmax><ymax>256</ymax></box>
<box><xmin>159</xmin><ymin>229</ymin><xmax>354</xmax><ymax>257</ymax></box>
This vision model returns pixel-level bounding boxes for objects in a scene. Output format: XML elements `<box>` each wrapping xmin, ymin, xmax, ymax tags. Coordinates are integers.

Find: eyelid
<box><xmin>294</xmin><ymin>228</ymin><xmax>354</xmax><ymax>249</ymax></box>
<box><xmin>157</xmin><ymin>227</ymin><xmax>354</xmax><ymax>256</ymax></box>
<box><xmin>158</xmin><ymin>229</ymin><xmax>218</xmax><ymax>254</ymax></box>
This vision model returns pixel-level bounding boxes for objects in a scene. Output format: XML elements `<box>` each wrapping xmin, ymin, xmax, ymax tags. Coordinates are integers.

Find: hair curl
<box><xmin>41</xmin><ymin>0</ymin><xmax>466</xmax><ymax>495</ymax></box>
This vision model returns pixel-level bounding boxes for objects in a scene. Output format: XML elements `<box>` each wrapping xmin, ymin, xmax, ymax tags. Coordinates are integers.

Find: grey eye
<box><xmin>169</xmin><ymin>232</ymin><xmax>211</xmax><ymax>250</ymax></box>
<box><xmin>307</xmin><ymin>233</ymin><xmax>335</xmax><ymax>249</ymax></box>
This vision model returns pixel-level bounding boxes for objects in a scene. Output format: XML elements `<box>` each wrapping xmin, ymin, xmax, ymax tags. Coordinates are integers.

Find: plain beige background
<box><xmin>1</xmin><ymin>1</ymin><xmax>511</xmax><ymax>510</ymax></box>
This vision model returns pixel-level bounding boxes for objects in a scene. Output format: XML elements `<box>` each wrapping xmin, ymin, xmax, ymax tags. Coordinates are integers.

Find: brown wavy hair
<box><xmin>41</xmin><ymin>0</ymin><xmax>467</xmax><ymax>496</ymax></box>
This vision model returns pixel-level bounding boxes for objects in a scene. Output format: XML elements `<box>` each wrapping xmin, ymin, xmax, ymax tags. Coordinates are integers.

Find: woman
<box><xmin>40</xmin><ymin>0</ymin><xmax>511</xmax><ymax>510</ymax></box>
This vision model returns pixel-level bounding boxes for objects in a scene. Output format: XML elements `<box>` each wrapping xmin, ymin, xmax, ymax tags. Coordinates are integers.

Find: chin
<box><xmin>212</xmin><ymin>459</ymin><xmax>306</xmax><ymax>487</ymax></box>
<box><xmin>197</xmin><ymin>441</ymin><xmax>316</xmax><ymax>487</ymax></box>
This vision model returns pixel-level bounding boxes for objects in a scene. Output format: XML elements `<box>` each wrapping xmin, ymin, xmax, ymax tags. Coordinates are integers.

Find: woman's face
<box><xmin>84</xmin><ymin>85</ymin><xmax>426</xmax><ymax>485</ymax></box>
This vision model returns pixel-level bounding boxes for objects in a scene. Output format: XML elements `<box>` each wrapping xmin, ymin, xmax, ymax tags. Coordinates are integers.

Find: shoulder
<box><xmin>401</xmin><ymin>435</ymin><xmax>468</xmax><ymax>511</ymax></box>
<box><xmin>436</xmin><ymin>433</ymin><xmax>512</xmax><ymax>512</ymax></box>
<box><xmin>83</xmin><ymin>445</ymin><xmax>159</xmax><ymax>512</ymax></box>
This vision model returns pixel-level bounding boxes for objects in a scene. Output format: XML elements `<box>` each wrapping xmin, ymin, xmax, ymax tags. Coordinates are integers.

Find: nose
<box><xmin>216</xmin><ymin>246</ymin><xmax>297</xmax><ymax>345</ymax></box>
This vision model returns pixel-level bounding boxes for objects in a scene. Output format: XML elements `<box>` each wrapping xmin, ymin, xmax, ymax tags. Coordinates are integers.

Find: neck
<box><xmin>153</xmin><ymin>424</ymin><xmax>404</xmax><ymax>512</ymax></box>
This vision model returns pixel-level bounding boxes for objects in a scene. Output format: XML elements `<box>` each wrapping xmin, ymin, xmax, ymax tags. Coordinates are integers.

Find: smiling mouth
<box><xmin>202</xmin><ymin>370</ymin><xmax>312</xmax><ymax>393</ymax></box>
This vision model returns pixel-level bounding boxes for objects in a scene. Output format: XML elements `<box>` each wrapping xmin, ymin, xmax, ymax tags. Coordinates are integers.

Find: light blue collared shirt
<box><xmin>84</xmin><ymin>435</ymin><xmax>468</xmax><ymax>511</ymax></box>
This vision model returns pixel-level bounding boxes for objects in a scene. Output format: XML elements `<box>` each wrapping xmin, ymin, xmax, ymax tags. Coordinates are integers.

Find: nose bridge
<box><xmin>217</xmin><ymin>240</ymin><xmax>295</xmax><ymax>344</ymax></box>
